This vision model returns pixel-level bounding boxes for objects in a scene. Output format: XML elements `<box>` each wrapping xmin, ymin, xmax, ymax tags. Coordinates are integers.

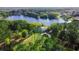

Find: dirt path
<box><xmin>0</xmin><ymin>38</ymin><xmax>25</xmax><ymax>51</ymax></box>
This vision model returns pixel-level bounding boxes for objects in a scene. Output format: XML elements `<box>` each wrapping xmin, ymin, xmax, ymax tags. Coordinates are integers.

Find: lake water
<box><xmin>7</xmin><ymin>15</ymin><xmax>65</xmax><ymax>26</ymax></box>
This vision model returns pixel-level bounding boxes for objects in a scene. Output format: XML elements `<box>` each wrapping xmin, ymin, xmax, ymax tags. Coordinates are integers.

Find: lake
<box><xmin>7</xmin><ymin>15</ymin><xmax>65</xmax><ymax>26</ymax></box>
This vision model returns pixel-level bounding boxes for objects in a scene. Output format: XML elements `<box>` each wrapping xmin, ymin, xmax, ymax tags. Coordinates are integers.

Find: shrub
<box><xmin>5</xmin><ymin>37</ymin><xmax>11</xmax><ymax>45</ymax></box>
<box><xmin>21</xmin><ymin>29</ymin><xmax>28</xmax><ymax>38</ymax></box>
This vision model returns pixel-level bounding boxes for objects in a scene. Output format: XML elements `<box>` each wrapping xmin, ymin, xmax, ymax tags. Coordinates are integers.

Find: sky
<box><xmin>0</xmin><ymin>0</ymin><xmax>79</xmax><ymax>7</ymax></box>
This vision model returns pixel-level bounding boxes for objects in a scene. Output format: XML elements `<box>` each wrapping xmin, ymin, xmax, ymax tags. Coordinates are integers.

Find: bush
<box><xmin>21</xmin><ymin>29</ymin><xmax>28</xmax><ymax>38</ymax></box>
<box><xmin>5</xmin><ymin>37</ymin><xmax>11</xmax><ymax>45</ymax></box>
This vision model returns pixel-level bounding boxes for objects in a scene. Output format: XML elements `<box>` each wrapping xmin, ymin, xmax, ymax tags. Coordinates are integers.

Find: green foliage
<box><xmin>40</xmin><ymin>13</ymin><xmax>48</xmax><ymax>19</ymax></box>
<box><xmin>8</xmin><ymin>20</ymin><xmax>29</xmax><ymax>32</ymax></box>
<box><xmin>21</xmin><ymin>29</ymin><xmax>28</xmax><ymax>38</ymax></box>
<box><xmin>0</xmin><ymin>15</ymin><xmax>79</xmax><ymax>51</ymax></box>
<box><xmin>0</xmin><ymin>11</ymin><xmax>9</xmax><ymax>17</ymax></box>
<box><xmin>29</xmin><ymin>22</ymin><xmax>42</xmax><ymax>28</ymax></box>
<box><xmin>13</xmin><ymin>33</ymin><xmax>42</xmax><ymax>51</ymax></box>
<box><xmin>58</xmin><ymin>21</ymin><xmax>79</xmax><ymax>50</ymax></box>
<box><xmin>13</xmin><ymin>33</ymin><xmax>59</xmax><ymax>51</ymax></box>
<box><xmin>49</xmin><ymin>23</ymin><xmax>64</xmax><ymax>37</ymax></box>
<box><xmin>5</xmin><ymin>37</ymin><xmax>11</xmax><ymax>45</ymax></box>
<box><xmin>26</xmin><ymin>12</ymin><xmax>39</xmax><ymax>19</ymax></box>
<box><xmin>0</xmin><ymin>20</ymin><xmax>11</xmax><ymax>42</ymax></box>
<box><xmin>48</xmin><ymin>12</ymin><xmax>60</xmax><ymax>19</ymax></box>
